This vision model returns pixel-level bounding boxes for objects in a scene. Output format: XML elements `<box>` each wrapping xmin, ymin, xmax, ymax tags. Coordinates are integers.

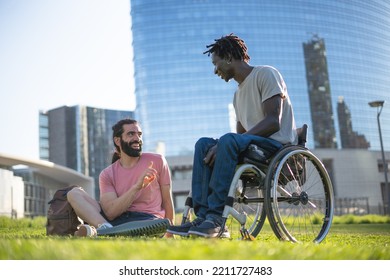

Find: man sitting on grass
<box><xmin>67</xmin><ymin>118</ymin><xmax>175</xmax><ymax>237</ymax></box>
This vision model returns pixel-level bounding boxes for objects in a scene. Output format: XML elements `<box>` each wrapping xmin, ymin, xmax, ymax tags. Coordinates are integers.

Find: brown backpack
<box><xmin>46</xmin><ymin>185</ymin><xmax>82</xmax><ymax>236</ymax></box>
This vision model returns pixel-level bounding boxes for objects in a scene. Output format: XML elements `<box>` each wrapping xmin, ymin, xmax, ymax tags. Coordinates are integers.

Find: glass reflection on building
<box><xmin>130</xmin><ymin>0</ymin><xmax>390</xmax><ymax>156</ymax></box>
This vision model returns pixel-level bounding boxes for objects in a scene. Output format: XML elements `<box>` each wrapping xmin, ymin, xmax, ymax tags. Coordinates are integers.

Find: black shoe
<box><xmin>188</xmin><ymin>219</ymin><xmax>230</xmax><ymax>238</ymax></box>
<box><xmin>166</xmin><ymin>217</ymin><xmax>204</xmax><ymax>237</ymax></box>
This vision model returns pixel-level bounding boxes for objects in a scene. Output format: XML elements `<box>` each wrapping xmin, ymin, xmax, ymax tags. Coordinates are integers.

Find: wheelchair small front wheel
<box><xmin>223</xmin><ymin>164</ymin><xmax>267</xmax><ymax>239</ymax></box>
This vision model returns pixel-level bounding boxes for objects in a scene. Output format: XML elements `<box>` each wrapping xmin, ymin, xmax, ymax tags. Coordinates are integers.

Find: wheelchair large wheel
<box><xmin>264</xmin><ymin>146</ymin><xmax>334</xmax><ymax>243</ymax></box>
<box><xmin>222</xmin><ymin>163</ymin><xmax>267</xmax><ymax>239</ymax></box>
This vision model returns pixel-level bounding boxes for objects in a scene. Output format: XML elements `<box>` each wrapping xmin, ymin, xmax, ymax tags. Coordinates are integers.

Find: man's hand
<box><xmin>141</xmin><ymin>161</ymin><xmax>157</xmax><ymax>188</ymax></box>
<box><xmin>203</xmin><ymin>144</ymin><xmax>217</xmax><ymax>166</ymax></box>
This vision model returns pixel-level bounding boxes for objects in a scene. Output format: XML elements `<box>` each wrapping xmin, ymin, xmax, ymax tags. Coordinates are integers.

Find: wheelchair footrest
<box><xmin>240</xmin><ymin>228</ymin><xmax>256</xmax><ymax>241</ymax></box>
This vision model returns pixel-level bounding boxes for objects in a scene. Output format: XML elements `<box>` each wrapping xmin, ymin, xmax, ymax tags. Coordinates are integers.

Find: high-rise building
<box><xmin>130</xmin><ymin>0</ymin><xmax>390</xmax><ymax>155</ymax></box>
<box><xmin>337</xmin><ymin>96</ymin><xmax>370</xmax><ymax>149</ymax></box>
<box><xmin>40</xmin><ymin>105</ymin><xmax>134</xmax><ymax>198</ymax></box>
<box><xmin>303</xmin><ymin>35</ymin><xmax>337</xmax><ymax>148</ymax></box>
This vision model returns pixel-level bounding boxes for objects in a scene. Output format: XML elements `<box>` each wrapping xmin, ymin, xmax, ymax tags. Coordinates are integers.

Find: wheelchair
<box><xmin>181</xmin><ymin>124</ymin><xmax>334</xmax><ymax>243</ymax></box>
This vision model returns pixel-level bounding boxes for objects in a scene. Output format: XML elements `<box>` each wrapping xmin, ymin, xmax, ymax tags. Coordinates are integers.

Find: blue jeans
<box><xmin>191</xmin><ymin>133</ymin><xmax>282</xmax><ymax>223</ymax></box>
<box><xmin>100</xmin><ymin>210</ymin><xmax>159</xmax><ymax>226</ymax></box>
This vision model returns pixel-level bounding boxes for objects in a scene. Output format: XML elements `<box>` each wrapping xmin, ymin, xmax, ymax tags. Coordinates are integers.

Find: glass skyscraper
<box><xmin>130</xmin><ymin>0</ymin><xmax>390</xmax><ymax>156</ymax></box>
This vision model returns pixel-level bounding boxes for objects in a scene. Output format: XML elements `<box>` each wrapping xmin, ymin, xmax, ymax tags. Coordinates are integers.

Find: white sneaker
<box><xmin>74</xmin><ymin>224</ymin><xmax>97</xmax><ymax>237</ymax></box>
<box><xmin>97</xmin><ymin>223</ymin><xmax>112</xmax><ymax>230</ymax></box>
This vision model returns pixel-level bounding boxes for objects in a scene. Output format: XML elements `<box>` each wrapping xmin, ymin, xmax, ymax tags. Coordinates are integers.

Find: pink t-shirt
<box><xmin>99</xmin><ymin>153</ymin><xmax>171</xmax><ymax>219</ymax></box>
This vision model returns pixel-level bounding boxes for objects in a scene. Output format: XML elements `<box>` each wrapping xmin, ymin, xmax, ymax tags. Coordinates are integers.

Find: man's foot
<box><xmin>74</xmin><ymin>224</ymin><xmax>98</xmax><ymax>237</ymax></box>
<box><xmin>188</xmin><ymin>219</ymin><xmax>230</xmax><ymax>238</ymax></box>
<box><xmin>166</xmin><ymin>217</ymin><xmax>204</xmax><ymax>237</ymax></box>
<box><xmin>74</xmin><ymin>223</ymin><xmax>112</xmax><ymax>237</ymax></box>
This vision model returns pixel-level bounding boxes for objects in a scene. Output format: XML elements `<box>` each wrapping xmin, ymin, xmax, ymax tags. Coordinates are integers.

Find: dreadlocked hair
<box><xmin>203</xmin><ymin>33</ymin><xmax>250</xmax><ymax>63</ymax></box>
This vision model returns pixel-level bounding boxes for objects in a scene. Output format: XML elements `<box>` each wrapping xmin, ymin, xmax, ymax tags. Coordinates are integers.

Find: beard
<box><xmin>120</xmin><ymin>138</ymin><xmax>142</xmax><ymax>157</ymax></box>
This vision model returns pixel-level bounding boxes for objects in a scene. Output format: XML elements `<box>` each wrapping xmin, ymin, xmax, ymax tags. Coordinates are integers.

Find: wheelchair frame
<box><xmin>181</xmin><ymin>124</ymin><xmax>335</xmax><ymax>243</ymax></box>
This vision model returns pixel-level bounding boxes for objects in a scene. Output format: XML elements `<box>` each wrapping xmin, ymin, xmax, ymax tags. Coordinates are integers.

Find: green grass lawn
<box><xmin>0</xmin><ymin>215</ymin><xmax>389</xmax><ymax>260</ymax></box>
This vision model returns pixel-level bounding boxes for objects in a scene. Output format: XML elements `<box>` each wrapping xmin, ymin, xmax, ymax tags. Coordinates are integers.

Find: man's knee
<box><xmin>195</xmin><ymin>137</ymin><xmax>216</xmax><ymax>150</ymax></box>
<box><xmin>218</xmin><ymin>133</ymin><xmax>238</xmax><ymax>146</ymax></box>
<box><xmin>67</xmin><ymin>186</ymin><xmax>85</xmax><ymax>204</ymax></box>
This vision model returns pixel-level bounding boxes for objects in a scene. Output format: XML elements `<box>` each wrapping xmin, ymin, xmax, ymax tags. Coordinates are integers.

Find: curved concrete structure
<box><xmin>0</xmin><ymin>152</ymin><xmax>94</xmax><ymax>218</ymax></box>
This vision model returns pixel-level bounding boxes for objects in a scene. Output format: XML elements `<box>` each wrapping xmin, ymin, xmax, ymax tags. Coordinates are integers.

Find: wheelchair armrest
<box><xmin>297</xmin><ymin>124</ymin><xmax>308</xmax><ymax>146</ymax></box>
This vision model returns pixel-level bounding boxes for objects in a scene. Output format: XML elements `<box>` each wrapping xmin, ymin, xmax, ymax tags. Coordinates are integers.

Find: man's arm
<box><xmin>206</xmin><ymin>95</ymin><xmax>282</xmax><ymax>166</ymax></box>
<box><xmin>244</xmin><ymin>94</ymin><xmax>282</xmax><ymax>137</ymax></box>
<box><xmin>99</xmin><ymin>187</ymin><xmax>141</xmax><ymax>221</ymax></box>
<box><xmin>236</xmin><ymin>121</ymin><xmax>246</xmax><ymax>134</ymax></box>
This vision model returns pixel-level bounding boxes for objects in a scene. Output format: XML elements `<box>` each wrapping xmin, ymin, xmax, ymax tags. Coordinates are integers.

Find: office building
<box><xmin>130</xmin><ymin>0</ymin><xmax>390</xmax><ymax>154</ymax></box>
<box><xmin>337</xmin><ymin>96</ymin><xmax>370</xmax><ymax>149</ymax></box>
<box><xmin>130</xmin><ymin>0</ymin><xmax>390</xmax><ymax>213</ymax></box>
<box><xmin>303</xmin><ymin>36</ymin><xmax>337</xmax><ymax>148</ymax></box>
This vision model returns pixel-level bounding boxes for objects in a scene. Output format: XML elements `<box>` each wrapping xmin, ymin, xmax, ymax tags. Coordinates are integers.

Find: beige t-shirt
<box><xmin>233</xmin><ymin>65</ymin><xmax>297</xmax><ymax>144</ymax></box>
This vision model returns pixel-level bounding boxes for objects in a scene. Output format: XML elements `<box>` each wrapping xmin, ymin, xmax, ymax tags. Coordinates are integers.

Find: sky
<box><xmin>0</xmin><ymin>0</ymin><xmax>135</xmax><ymax>160</ymax></box>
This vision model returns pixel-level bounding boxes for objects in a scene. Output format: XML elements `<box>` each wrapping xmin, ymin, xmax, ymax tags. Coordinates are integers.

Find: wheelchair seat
<box><xmin>242</xmin><ymin>124</ymin><xmax>308</xmax><ymax>166</ymax></box>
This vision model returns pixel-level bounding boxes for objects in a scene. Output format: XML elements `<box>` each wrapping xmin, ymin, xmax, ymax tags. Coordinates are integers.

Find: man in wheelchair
<box><xmin>167</xmin><ymin>33</ymin><xmax>297</xmax><ymax>238</ymax></box>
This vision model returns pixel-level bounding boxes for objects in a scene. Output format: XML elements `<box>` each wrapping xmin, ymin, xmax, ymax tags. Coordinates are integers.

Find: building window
<box><xmin>378</xmin><ymin>160</ymin><xmax>390</xmax><ymax>173</ymax></box>
<box><xmin>24</xmin><ymin>183</ymin><xmax>46</xmax><ymax>217</ymax></box>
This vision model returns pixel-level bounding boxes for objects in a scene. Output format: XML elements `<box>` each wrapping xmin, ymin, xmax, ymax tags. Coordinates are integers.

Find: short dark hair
<box><xmin>203</xmin><ymin>33</ymin><xmax>250</xmax><ymax>62</ymax></box>
<box><xmin>111</xmin><ymin>118</ymin><xmax>138</xmax><ymax>163</ymax></box>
